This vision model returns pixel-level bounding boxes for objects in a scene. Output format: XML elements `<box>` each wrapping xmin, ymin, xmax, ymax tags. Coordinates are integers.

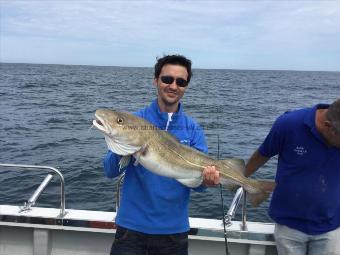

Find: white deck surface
<box><xmin>0</xmin><ymin>205</ymin><xmax>277</xmax><ymax>255</ymax></box>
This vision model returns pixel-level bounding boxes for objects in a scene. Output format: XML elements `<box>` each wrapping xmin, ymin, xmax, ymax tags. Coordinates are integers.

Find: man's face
<box><xmin>154</xmin><ymin>64</ymin><xmax>188</xmax><ymax>109</ymax></box>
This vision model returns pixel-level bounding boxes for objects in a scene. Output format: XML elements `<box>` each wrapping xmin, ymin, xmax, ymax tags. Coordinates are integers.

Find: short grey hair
<box><xmin>326</xmin><ymin>99</ymin><xmax>340</xmax><ymax>133</ymax></box>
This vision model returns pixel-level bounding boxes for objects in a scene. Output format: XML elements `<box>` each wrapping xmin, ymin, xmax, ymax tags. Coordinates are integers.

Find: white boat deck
<box><xmin>0</xmin><ymin>205</ymin><xmax>277</xmax><ymax>255</ymax></box>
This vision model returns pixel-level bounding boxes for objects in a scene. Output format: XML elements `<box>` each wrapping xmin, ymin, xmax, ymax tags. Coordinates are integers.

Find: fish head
<box><xmin>93</xmin><ymin>109</ymin><xmax>149</xmax><ymax>155</ymax></box>
<box><xmin>93</xmin><ymin>109</ymin><xmax>125</xmax><ymax>137</ymax></box>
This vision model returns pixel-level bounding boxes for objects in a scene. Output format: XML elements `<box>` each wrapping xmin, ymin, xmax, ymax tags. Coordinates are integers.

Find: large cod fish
<box><xmin>93</xmin><ymin>109</ymin><xmax>275</xmax><ymax>206</ymax></box>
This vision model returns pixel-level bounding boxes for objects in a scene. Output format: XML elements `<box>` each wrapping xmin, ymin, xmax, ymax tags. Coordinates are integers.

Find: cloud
<box><xmin>1</xmin><ymin>0</ymin><xmax>340</xmax><ymax>70</ymax></box>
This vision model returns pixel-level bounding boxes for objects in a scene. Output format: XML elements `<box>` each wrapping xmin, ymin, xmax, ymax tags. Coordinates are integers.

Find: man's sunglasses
<box><xmin>160</xmin><ymin>76</ymin><xmax>188</xmax><ymax>87</ymax></box>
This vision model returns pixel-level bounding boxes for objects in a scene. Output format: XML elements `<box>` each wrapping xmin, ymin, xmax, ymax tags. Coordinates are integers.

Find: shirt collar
<box><xmin>150</xmin><ymin>99</ymin><xmax>183</xmax><ymax>121</ymax></box>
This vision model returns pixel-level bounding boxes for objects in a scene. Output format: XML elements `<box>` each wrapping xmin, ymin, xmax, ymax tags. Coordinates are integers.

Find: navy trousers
<box><xmin>110</xmin><ymin>226</ymin><xmax>188</xmax><ymax>255</ymax></box>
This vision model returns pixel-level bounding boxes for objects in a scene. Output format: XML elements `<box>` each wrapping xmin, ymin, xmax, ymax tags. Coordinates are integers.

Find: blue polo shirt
<box><xmin>259</xmin><ymin>104</ymin><xmax>340</xmax><ymax>235</ymax></box>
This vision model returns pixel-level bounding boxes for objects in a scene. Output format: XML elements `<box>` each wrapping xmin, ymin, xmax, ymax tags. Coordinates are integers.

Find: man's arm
<box><xmin>245</xmin><ymin>113</ymin><xmax>287</xmax><ymax>177</ymax></box>
<box><xmin>245</xmin><ymin>150</ymin><xmax>270</xmax><ymax>177</ymax></box>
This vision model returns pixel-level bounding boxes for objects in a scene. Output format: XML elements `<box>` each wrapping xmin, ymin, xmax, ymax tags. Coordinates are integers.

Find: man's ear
<box><xmin>324</xmin><ymin>120</ymin><xmax>332</xmax><ymax>129</ymax></box>
<box><xmin>153</xmin><ymin>78</ymin><xmax>158</xmax><ymax>87</ymax></box>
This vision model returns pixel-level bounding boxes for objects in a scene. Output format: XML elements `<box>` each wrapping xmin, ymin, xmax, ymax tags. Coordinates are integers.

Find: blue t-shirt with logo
<box><xmin>259</xmin><ymin>104</ymin><xmax>340</xmax><ymax>235</ymax></box>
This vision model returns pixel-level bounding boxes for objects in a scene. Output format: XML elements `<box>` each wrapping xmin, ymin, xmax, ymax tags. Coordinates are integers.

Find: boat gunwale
<box><xmin>0</xmin><ymin>205</ymin><xmax>276</xmax><ymax>243</ymax></box>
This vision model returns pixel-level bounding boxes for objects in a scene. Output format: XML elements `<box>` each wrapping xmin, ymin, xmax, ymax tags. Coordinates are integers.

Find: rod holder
<box><xmin>19</xmin><ymin>174</ymin><xmax>54</xmax><ymax>213</ymax></box>
<box><xmin>224</xmin><ymin>187</ymin><xmax>244</xmax><ymax>227</ymax></box>
<box><xmin>241</xmin><ymin>191</ymin><xmax>248</xmax><ymax>231</ymax></box>
<box><xmin>0</xmin><ymin>163</ymin><xmax>67</xmax><ymax>218</ymax></box>
<box><xmin>223</xmin><ymin>187</ymin><xmax>247</xmax><ymax>230</ymax></box>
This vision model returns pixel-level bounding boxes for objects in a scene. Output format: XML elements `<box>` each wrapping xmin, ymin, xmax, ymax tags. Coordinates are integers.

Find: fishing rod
<box><xmin>217</xmin><ymin>134</ymin><xmax>231</xmax><ymax>255</ymax></box>
<box><xmin>220</xmin><ymin>184</ymin><xmax>231</xmax><ymax>255</ymax></box>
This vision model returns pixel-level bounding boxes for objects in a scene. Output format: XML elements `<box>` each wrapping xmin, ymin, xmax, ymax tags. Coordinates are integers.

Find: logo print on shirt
<box><xmin>294</xmin><ymin>146</ymin><xmax>307</xmax><ymax>156</ymax></box>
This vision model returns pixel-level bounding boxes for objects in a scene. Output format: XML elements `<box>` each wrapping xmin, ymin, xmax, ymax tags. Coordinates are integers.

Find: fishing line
<box><xmin>220</xmin><ymin>184</ymin><xmax>230</xmax><ymax>255</ymax></box>
<box><xmin>88</xmin><ymin>124</ymin><xmax>94</xmax><ymax>133</ymax></box>
<box><xmin>217</xmin><ymin>133</ymin><xmax>230</xmax><ymax>254</ymax></box>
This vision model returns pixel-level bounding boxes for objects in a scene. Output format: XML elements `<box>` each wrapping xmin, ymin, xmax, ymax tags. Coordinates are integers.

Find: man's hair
<box><xmin>154</xmin><ymin>54</ymin><xmax>192</xmax><ymax>83</ymax></box>
<box><xmin>326</xmin><ymin>99</ymin><xmax>340</xmax><ymax>133</ymax></box>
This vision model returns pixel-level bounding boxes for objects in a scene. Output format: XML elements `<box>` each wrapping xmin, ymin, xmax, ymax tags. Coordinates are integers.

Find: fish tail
<box><xmin>248</xmin><ymin>192</ymin><xmax>270</xmax><ymax>207</ymax></box>
<box><xmin>256</xmin><ymin>179</ymin><xmax>276</xmax><ymax>193</ymax></box>
<box><xmin>246</xmin><ymin>179</ymin><xmax>276</xmax><ymax>207</ymax></box>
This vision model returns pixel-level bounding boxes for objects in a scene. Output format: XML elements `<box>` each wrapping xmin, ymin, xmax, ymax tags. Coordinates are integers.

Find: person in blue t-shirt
<box><xmin>245</xmin><ymin>99</ymin><xmax>340</xmax><ymax>255</ymax></box>
<box><xmin>104</xmin><ymin>55</ymin><xmax>220</xmax><ymax>255</ymax></box>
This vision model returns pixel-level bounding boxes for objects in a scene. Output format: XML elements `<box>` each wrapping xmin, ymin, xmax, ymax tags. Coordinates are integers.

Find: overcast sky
<box><xmin>1</xmin><ymin>1</ymin><xmax>339</xmax><ymax>71</ymax></box>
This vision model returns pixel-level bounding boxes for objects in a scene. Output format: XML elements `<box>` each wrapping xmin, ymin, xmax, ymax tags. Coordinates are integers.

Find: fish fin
<box><xmin>257</xmin><ymin>179</ymin><xmax>276</xmax><ymax>193</ymax></box>
<box><xmin>220</xmin><ymin>158</ymin><xmax>246</xmax><ymax>175</ymax></box>
<box><xmin>219</xmin><ymin>178</ymin><xmax>241</xmax><ymax>192</ymax></box>
<box><xmin>247</xmin><ymin>192</ymin><xmax>270</xmax><ymax>207</ymax></box>
<box><xmin>105</xmin><ymin>135</ymin><xmax>140</xmax><ymax>156</ymax></box>
<box><xmin>133</xmin><ymin>144</ymin><xmax>148</xmax><ymax>166</ymax></box>
<box><xmin>176</xmin><ymin>177</ymin><xmax>203</xmax><ymax>188</ymax></box>
<box><xmin>228</xmin><ymin>184</ymin><xmax>241</xmax><ymax>193</ymax></box>
<box><xmin>247</xmin><ymin>180</ymin><xmax>276</xmax><ymax>207</ymax></box>
<box><xmin>119</xmin><ymin>156</ymin><xmax>131</xmax><ymax>171</ymax></box>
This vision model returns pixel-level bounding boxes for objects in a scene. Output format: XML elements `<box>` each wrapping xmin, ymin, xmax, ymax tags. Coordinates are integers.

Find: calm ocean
<box><xmin>0</xmin><ymin>63</ymin><xmax>339</xmax><ymax>222</ymax></box>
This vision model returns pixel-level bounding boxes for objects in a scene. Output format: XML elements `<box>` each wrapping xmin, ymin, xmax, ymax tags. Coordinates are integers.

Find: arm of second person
<box><xmin>245</xmin><ymin>150</ymin><xmax>270</xmax><ymax>177</ymax></box>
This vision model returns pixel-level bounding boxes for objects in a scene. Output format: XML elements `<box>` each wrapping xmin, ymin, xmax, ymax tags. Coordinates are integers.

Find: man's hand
<box><xmin>202</xmin><ymin>166</ymin><xmax>220</xmax><ymax>186</ymax></box>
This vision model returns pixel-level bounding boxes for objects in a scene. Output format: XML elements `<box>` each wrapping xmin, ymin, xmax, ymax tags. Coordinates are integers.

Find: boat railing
<box><xmin>0</xmin><ymin>163</ymin><xmax>67</xmax><ymax>218</ymax></box>
<box><xmin>225</xmin><ymin>187</ymin><xmax>247</xmax><ymax>230</ymax></box>
<box><xmin>115</xmin><ymin>173</ymin><xmax>248</xmax><ymax>231</ymax></box>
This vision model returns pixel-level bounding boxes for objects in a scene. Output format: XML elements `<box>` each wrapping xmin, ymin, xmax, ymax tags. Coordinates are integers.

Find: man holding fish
<box><xmin>100</xmin><ymin>55</ymin><xmax>220</xmax><ymax>255</ymax></box>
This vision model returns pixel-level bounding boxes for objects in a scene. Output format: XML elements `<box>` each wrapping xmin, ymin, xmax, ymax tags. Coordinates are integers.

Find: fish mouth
<box><xmin>95</xmin><ymin>118</ymin><xmax>103</xmax><ymax>126</ymax></box>
<box><xmin>93</xmin><ymin>115</ymin><xmax>108</xmax><ymax>134</ymax></box>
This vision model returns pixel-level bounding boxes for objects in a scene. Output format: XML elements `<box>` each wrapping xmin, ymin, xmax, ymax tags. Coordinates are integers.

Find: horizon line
<box><xmin>1</xmin><ymin>61</ymin><xmax>339</xmax><ymax>73</ymax></box>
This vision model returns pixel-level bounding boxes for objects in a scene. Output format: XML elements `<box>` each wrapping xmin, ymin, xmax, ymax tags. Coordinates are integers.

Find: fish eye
<box><xmin>117</xmin><ymin>118</ymin><xmax>124</xmax><ymax>124</ymax></box>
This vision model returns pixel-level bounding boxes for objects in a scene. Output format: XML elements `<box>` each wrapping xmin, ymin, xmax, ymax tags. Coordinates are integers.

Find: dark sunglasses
<box><xmin>160</xmin><ymin>75</ymin><xmax>188</xmax><ymax>87</ymax></box>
